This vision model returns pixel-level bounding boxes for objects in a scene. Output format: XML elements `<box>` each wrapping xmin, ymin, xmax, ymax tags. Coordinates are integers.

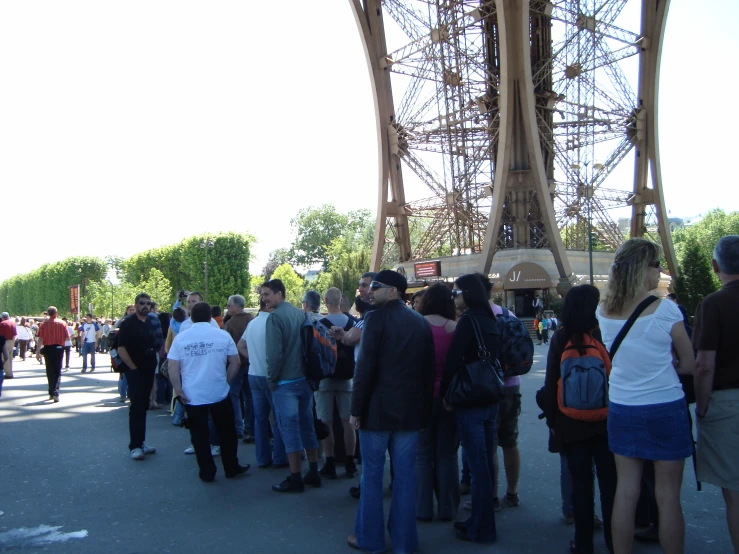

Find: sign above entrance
<box><xmin>414</xmin><ymin>261</ymin><xmax>442</xmax><ymax>278</ymax></box>
<box><xmin>504</xmin><ymin>262</ymin><xmax>553</xmax><ymax>290</ymax></box>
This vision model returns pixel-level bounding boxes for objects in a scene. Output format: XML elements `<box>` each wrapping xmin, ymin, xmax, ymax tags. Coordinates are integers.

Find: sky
<box><xmin>0</xmin><ymin>0</ymin><xmax>737</xmax><ymax>285</ymax></box>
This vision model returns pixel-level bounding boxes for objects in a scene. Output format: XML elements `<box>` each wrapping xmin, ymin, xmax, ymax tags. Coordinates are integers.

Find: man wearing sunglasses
<box><xmin>347</xmin><ymin>270</ymin><xmax>435</xmax><ymax>553</ymax></box>
<box><xmin>117</xmin><ymin>293</ymin><xmax>159</xmax><ymax>461</ymax></box>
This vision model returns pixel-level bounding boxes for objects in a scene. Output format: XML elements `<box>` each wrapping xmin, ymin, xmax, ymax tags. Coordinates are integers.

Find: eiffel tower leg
<box><xmin>629</xmin><ymin>0</ymin><xmax>678</xmax><ymax>278</ymax></box>
<box><xmin>349</xmin><ymin>0</ymin><xmax>412</xmax><ymax>271</ymax></box>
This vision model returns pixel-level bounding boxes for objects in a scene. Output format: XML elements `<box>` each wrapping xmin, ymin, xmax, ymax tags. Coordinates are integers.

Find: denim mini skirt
<box><xmin>608</xmin><ymin>397</ymin><xmax>693</xmax><ymax>461</ymax></box>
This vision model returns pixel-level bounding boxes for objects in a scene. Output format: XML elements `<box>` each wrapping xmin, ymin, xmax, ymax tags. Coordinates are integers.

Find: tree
<box><xmin>313</xmin><ymin>238</ymin><xmax>372</xmax><ymax>300</ymax></box>
<box><xmin>270</xmin><ymin>264</ymin><xmax>304</xmax><ymax>307</ymax></box>
<box><xmin>289</xmin><ymin>205</ymin><xmax>350</xmax><ymax>269</ymax></box>
<box><xmin>262</xmin><ymin>248</ymin><xmax>292</xmax><ymax>281</ymax></box>
<box><xmin>86</xmin><ymin>279</ymin><xmax>140</xmax><ymax>320</ymax></box>
<box><xmin>673</xmin><ymin>209</ymin><xmax>739</xmax><ymax>267</ymax></box>
<box><xmin>246</xmin><ymin>274</ymin><xmax>263</xmax><ymax>308</ymax></box>
<box><xmin>137</xmin><ymin>268</ymin><xmax>173</xmax><ymax>311</ymax></box>
<box><xmin>674</xmin><ymin>234</ymin><xmax>718</xmax><ymax>317</ymax></box>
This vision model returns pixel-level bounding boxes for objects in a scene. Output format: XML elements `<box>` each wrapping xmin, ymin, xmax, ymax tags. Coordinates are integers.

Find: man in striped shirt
<box><xmin>36</xmin><ymin>306</ymin><xmax>70</xmax><ymax>403</ymax></box>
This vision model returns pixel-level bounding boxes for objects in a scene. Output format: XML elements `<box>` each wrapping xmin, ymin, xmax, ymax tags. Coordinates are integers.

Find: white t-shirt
<box><xmin>65</xmin><ymin>326</ymin><xmax>74</xmax><ymax>347</ymax></box>
<box><xmin>82</xmin><ymin>322</ymin><xmax>99</xmax><ymax>342</ymax></box>
<box><xmin>168</xmin><ymin>322</ymin><xmax>238</xmax><ymax>406</ymax></box>
<box><xmin>244</xmin><ymin>311</ymin><xmax>270</xmax><ymax>377</ymax></box>
<box><xmin>596</xmin><ymin>298</ymin><xmax>684</xmax><ymax>406</ymax></box>
<box><xmin>16</xmin><ymin>326</ymin><xmax>30</xmax><ymax>340</ymax></box>
<box><xmin>179</xmin><ymin>317</ymin><xmax>220</xmax><ymax>333</ymax></box>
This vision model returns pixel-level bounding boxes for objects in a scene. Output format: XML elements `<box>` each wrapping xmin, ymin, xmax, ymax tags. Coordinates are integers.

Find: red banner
<box><xmin>69</xmin><ymin>285</ymin><xmax>80</xmax><ymax>315</ymax></box>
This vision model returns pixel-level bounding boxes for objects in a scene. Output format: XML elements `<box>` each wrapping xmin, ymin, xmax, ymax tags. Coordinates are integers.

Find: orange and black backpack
<box><xmin>557</xmin><ymin>333</ymin><xmax>611</xmax><ymax>422</ymax></box>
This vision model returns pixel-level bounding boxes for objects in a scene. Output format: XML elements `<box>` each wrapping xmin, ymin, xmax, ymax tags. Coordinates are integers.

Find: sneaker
<box><xmin>53</xmin><ymin>395</ymin><xmax>59</xmax><ymax>403</ymax></box>
<box><xmin>141</xmin><ymin>443</ymin><xmax>156</xmax><ymax>455</ymax></box>
<box><xmin>272</xmin><ymin>476</ymin><xmax>304</xmax><ymax>493</ymax></box>
<box><xmin>303</xmin><ymin>471</ymin><xmax>322</xmax><ymax>488</ymax></box>
<box><xmin>319</xmin><ymin>463</ymin><xmax>338</xmax><ymax>480</ymax></box>
<box><xmin>184</xmin><ymin>445</ymin><xmax>195</xmax><ymax>455</ymax></box>
<box><xmin>211</xmin><ymin>445</ymin><xmax>221</xmax><ymax>457</ymax></box>
<box><xmin>504</xmin><ymin>492</ymin><xmax>520</xmax><ymax>507</ymax></box>
<box><xmin>130</xmin><ymin>448</ymin><xmax>145</xmax><ymax>460</ymax></box>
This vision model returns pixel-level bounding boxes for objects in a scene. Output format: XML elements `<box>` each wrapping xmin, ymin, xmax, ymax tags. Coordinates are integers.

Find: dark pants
<box><xmin>42</xmin><ymin>345</ymin><xmax>64</xmax><ymax>397</ymax></box>
<box><xmin>185</xmin><ymin>396</ymin><xmax>241</xmax><ymax>479</ymax></box>
<box><xmin>63</xmin><ymin>346</ymin><xmax>71</xmax><ymax>368</ymax></box>
<box><xmin>126</xmin><ymin>368</ymin><xmax>155</xmax><ymax>450</ymax></box>
<box><xmin>456</xmin><ymin>404</ymin><xmax>498</xmax><ymax>543</ymax></box>
<box><xmin>563</xmin><ymin>435</ymin><xmax>616</xmax><ymax>554</ymax></box>
<box><xmin>18</xmin><ymin>340</ymin><xmax>28</xmax><ymax>360</ymax></box>
<box><xmin>155</xmin><ymin>372</ymin><xmax>172</xmax><ymax>405</ymax></box>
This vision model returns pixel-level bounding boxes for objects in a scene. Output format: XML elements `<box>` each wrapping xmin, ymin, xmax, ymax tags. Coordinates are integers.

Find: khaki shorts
<box><xmin>315</xmin><ymin>389</ymin><xmax>352</xmax><ymax>422</ymax></box>
<box><xmin>696</xmin><ymin>388</ymin><xmax>739</xmax><ymax>492</ymax></box>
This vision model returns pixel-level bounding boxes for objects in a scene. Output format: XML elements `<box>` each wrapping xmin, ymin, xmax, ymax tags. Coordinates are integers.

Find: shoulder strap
<box><xmin>608</xmin><ymin>296</ymin><xmax>659</xmax><ymax>360</ymax></box>
<box><xmin>467</xmin><ymin>314</ymin><xmax>488</xmax><ymax>358</ymax></box>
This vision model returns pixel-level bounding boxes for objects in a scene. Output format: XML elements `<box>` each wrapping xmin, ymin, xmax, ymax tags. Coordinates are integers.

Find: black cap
<box><xmin>374</xmin><ymin>270</ymin><xmax>408</xmax><ymax>294</ymax></box>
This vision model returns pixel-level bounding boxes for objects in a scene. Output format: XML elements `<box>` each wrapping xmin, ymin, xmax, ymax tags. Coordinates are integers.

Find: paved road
<box><xmin>0</xmin><ymin>347</ymin><xmax>731</xmax><ymax>553</ymax></box>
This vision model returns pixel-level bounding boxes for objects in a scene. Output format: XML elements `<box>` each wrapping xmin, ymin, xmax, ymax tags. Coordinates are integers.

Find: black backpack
<box><xmin>320</xmin><ymin>315</ymin><xmax>356</xmax><ymax>380</ymax></box>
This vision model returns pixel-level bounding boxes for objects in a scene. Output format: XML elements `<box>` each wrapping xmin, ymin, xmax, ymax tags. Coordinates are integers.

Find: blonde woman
<box><xmin>596</xmin><ymin>238</ymin><xmax>695</xmax><ymax>554</ymax></box>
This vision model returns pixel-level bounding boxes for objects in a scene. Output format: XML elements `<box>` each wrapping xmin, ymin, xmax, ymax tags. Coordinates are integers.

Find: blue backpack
<box><xmin>301</xmin><ymin>314</ymin><xmax>337</xmax><ymax>389</ymax></box>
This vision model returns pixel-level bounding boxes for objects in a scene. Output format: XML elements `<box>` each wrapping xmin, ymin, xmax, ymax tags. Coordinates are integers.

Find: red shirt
<box><xmin>0</xmin><ymin>319</ymin><xmax>16</xmax><ymax>340</ymax></box>
<box><xmin>37</xmin><ymin>317</ymin><xmax>69</xmax><ymax>347</ymax></box>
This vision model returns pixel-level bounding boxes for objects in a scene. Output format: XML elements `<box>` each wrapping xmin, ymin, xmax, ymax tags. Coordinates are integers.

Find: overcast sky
<box><xmin>0</xmin><ymin>0</ymin><xmax>736</xmax><ymax>285</ymax></box>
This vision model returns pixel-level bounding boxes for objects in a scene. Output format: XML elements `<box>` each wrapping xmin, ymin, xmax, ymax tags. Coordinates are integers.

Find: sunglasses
<box><xmin>451</xmin><ymin>289</ymin><xmax>464</xmax><ymax>298</ymax></box>
<box><xmin>369</xmin><ymin>281</ymin><xmax>394</xmax><ymax>291</ymax></box>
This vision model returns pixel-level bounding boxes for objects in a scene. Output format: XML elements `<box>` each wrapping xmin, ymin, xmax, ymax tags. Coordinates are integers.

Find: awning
<box><xmin>503</xmin><ymin>262</ymin><xmax>554</xmax><ymax>290</ymax></box>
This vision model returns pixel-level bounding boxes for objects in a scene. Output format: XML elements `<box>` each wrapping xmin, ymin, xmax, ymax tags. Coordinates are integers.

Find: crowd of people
<box><xmin>1</xmin><ymin>234</ymin><xmax>738</xmax><ymax>554</ymax></box>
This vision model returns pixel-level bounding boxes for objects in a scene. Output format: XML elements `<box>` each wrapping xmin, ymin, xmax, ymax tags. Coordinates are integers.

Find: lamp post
<box><xmin>109</xmin><ymin>280</ymin><xmax>114</xmax><ymax>320</ymax></box>
<box><xmin>200</xmin><ymin>238</ymin><xmax>215</xmax><ymax>302</ymax></box>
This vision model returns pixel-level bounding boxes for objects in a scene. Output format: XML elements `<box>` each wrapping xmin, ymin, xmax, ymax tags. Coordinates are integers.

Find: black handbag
<box><xmin>445</xmin><ymin>315</ymin><xmax>505</xmax><ymax>407</ymax></box>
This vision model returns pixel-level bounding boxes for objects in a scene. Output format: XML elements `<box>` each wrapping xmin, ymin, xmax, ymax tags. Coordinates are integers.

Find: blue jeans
<box><xmin>456</xmin><ymin>405</ymin><xmax>498</xmax><ymax>543</ymax></box>
<box><xmin>272</xmin><ymin>379</ymin><xmax>318</xmax><ymax>454</ymax></box>
<box><xmin>81</xmin><ymin>342</ymin><xmax>96</xmax><ymax>370</ymax></box>
<box><xmin>249</xmin><ymin>375</ymin><xmax>287</xmax><ymax>466</ymax></box>
<box><xmin>229</xmin><ymin>367</ymin><xmax>246</xmax><ymax>435</ymax></box>
<box><xmin>356</xmin><ymin>430</ymin><xmax>419</xmax><ymax>554</ymax></box>
<box><xmin>118</xmin><ymin>373</ymin><xmax>128</xmax><ymax>400</ymax></box>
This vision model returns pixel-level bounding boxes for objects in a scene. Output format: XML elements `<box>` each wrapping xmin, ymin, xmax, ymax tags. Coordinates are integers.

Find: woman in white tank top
<box><xmin>596</xmin><ymin>238</ymin><xmax>695</xmax><ymax>554</ymax></box>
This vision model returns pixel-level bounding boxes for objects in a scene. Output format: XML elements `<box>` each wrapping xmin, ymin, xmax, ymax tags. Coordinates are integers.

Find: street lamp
<box><xmin>109</xmin><ymin>280</ymin><xmax>114</xmax><ymax>320</ymax></box>
<box><xmin>200</xmin><ymin>238</ymin><xmax>215</xmax><ymax>302</ymax></box>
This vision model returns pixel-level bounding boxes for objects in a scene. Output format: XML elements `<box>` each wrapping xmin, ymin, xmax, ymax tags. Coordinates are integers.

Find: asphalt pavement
<box><xmin>0</xmin><ymin>346</ymin><xmax>732</xmax><ymax>553</ymax></box>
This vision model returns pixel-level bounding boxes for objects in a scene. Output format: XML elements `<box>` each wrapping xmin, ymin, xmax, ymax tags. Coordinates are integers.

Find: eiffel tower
<box><xmin>351</xmin><ymin>0</ymin><xmax>677</xmax><ymax>291</ymax></box>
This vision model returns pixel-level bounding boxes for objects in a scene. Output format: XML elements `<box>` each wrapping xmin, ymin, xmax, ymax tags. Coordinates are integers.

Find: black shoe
<box><xmin>455</xmin><ymin>529</ymin><xmax>473</xmax><ymax>542</ymax></box>
<box><xmin>319</xmin><ymin>464</ymin><xmax>338</xmax><ymax>479</ymax></box>
<box><xmin>345</xmin><ymin>462</ymin><xmax>358</xmax><ymax>478</ymax></box>
<box><xmin>199</xmin><ymin>473</ymin><xmax>216</xmax><ymax>483</ymax></box>
<box><xmin>349</xmin><ymin>486</ymin><xmax>361</xmax><ymax>499</ymax></box>
<box><xmin>81</xmin><ymin>368</ymin><xmax>87</xmax><ymax>373</ymax></box>
<box><xmin>454</xmin><ymin>521</ymin><xmax>468</xmax><ymax>533</ymax></box>
<box><xmin>303</xmin><ymin>471</ymin><xmax>322</xmax><ymax>488</ymax></box>
<box><xmin>226</xmin><ymin>464</ymin><xmax>250</xmax><ymax>478</ymax></box>
<box><xmin>272</xmin><ymin>476</ymin><xmax>304</xmax><ymax>493</ymax></box>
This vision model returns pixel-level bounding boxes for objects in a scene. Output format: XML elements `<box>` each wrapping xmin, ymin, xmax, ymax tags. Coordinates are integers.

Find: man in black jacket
<box><xmin>347</xmin><ymin>270</ymin><xmax>435</xmax><ymax>554</ymax></box>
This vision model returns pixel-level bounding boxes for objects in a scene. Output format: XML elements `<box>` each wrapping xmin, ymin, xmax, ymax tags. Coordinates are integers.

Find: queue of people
<box><xmin>2</xmin><ymin>233</ymin><xmax>738</xmax><ymax>554</ymax></box>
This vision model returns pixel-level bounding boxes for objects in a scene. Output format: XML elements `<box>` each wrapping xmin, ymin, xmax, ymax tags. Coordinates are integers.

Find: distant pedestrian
<box><xmin>16</xmin><ymin>318</ymin><xmax>31</xmax><ymax>361</ymax></box>
<box><xmin>693</xmin><ymin>235</ymin><xmax>739</xmax><ymax>553</ymax></box>
<box><xmin>168</xmin><ymin>301</ymin><xmax>249</xmax><ymax>482</ymax></box>
<box><xmin>0</xmin><ymin>312</ymin><xmax>17</xmax><ymax>378</ymax></box>
<box><xmin>116</xmin><ymin>293</ymin><xmax>159</xmax><ymax>461</ymax></box>
<box><xmin>35</xmin><ymin>307</ymin><xmax>69</xmax><ymax>403</ymax></box>
<box><xmin>80</xmin><ymin>313</ymin><xmax>100</xmax><ymax>373</ymax></box>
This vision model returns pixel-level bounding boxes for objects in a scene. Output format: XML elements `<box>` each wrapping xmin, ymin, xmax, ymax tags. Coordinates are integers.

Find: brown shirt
<box><xmin>223</xmin><ymin>311</ymin><xmax>254</xmax><ymax>367</ymax></box>
<box><xmin>693</xmin><ymin>280</ymin><xmax>739</xmax><ymax>390</ymax></box>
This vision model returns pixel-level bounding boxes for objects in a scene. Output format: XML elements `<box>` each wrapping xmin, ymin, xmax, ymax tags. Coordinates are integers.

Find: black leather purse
<box><xmin>445</xmin><ymin>315</ymin><xmax>505</xmax><ymax>408</ymax></box>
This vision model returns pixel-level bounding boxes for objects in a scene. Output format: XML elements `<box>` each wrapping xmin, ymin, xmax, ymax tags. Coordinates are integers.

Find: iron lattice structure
<box><xmin>351</xmin><ymin>0</ymin><xmax>677</xmax><ymax>282</ymax></box>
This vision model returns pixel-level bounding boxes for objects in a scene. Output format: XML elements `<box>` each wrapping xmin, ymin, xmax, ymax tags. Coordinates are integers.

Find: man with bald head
<box><xmin>315</xmin><ymin>287</ymin><xmax>358</xmax><ymax>479</ymax></box>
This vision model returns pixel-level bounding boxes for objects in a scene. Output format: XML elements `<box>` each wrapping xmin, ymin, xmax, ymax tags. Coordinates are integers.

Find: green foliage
<box><xmin>673</xmin><ymin>209</ymin><xmax>739</xmax><ymax>270</ymax></box>
<box><xmin>313</xmin><ymin>238</ymin><xmax>372</xmax><ymax>300</ymax></box>
<box><xmin>246</xmin><ymin>274</ymin><xmax>264</xmax><ymax>308</ymax></box>
<box><xmin>123</xmin><ymin>232</ymin><xmax>252</xmax><ymax>309</ymax></box>
<box><xmin>262</xmin><ymin>248</ymin><xmax>292</xmax><ymax>281</ymax></box>
<box><xmin>270</xmin><ymin>264</ymin><xmax>304</xmax><ymax>307</ymax></box>
<box><xmin>674</xmin><ymin>234</ymin><xmax>718</xmax><ymax>317</ymax></box>
<box><xmin>0</xmin><ymin>256</ymin><xmax>106</xmax><ymax>317</ymax></box>
<box><xmin>288</xmin><ymin>205</ymin><xmax>374</xmax><ymax>269</ymax></box>
<box><xmin>137</xmin><ymin>268</ymin><xmax>173</xmax><ymax>311</ymax></box>
<box><xmin>560</xmin><ymin>220</ymin><xmax>613</xmax><ymax>251</ymax></box>
<box><xmin>86</xmin><ymin>280</ymin><xmax>140</xmax><ymax>319</ymax></box>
